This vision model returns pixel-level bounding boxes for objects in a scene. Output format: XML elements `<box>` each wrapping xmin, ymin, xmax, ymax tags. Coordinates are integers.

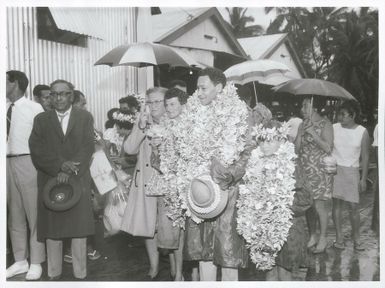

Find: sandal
<box><xmin>332</xmin><ymin>241</ymin><xmax>345</xmax><ymax>250</ymax></box>
<box><xmin>353</xmin><ymin>242</ymin><xmax>365</xmax><ymax>251</ymax></box>
<box><xmin>87</xmin><ymin>249</ymin><xmax>101</xmax><ymax>260</ymax></box>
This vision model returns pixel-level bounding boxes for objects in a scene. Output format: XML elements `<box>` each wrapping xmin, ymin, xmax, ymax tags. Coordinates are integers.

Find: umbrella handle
<box><xmin>252</xmin><ymin>82</ymin><xmax>258</xmax><ymax>103</ymax></box>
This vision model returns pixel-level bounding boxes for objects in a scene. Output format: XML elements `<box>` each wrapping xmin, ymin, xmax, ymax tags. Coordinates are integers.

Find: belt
<box><xmin>7</xmin><ymin>154</ymin><xmax>30</xmax><ymax>158</ymax></box>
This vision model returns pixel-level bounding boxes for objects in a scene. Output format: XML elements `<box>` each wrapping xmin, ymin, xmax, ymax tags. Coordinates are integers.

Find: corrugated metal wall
<box><xmin>6</xmin><ymin>7</ymin><xmax>141</xmax><ymax>130</ymax></box>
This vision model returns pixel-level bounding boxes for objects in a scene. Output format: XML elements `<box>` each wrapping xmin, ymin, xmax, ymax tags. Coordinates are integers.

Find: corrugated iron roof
<box><xmin>238</xmin><ymin>33</ymin><xmax>287</xmax><ymax>59</ymax></box>
<box><xmin>49</xmin><ymin>7</ymin><xmax>106</xmax><ymax>39</ymax></box>
<box><xmin>151</xmin><ymin>7</ymin><xmax>208</xmax><ymax>42</ymax></box>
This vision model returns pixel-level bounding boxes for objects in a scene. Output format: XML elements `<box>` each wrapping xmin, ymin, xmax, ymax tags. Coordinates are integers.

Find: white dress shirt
<box><xmin>56</xmin><ymin>106</ymin><xmax>72</xmax><ymax>134</ymax></box>
<box><xmin>7</xmin><ymin>97</ymin><xmax>44</xmax><ymax>155</ymax></box>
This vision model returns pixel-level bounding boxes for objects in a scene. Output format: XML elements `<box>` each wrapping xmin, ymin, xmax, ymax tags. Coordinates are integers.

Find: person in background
<box><xmin>332</xmin><ymin>100</ymin><xmax>370</xmax><ymax>251</ymax></box>
<box><xmin>6</xmin><ymin>71</ymin><xmax>45</xmax><ymax>281</ymax></box>
<box><xmin>119</xmin><ymin>95</ymin><xmax>141</xmax><ymax>113</ymax></box>
<box><xmin>169</xmin><ymin>79</ymin><xmax>187</xmax><ymax>93</ymax></box>
<box><xmin>105</xmin><ymin>108</ymin><xmax>119</xmax><ymax>130</ymax></box>
<box><xmin>296</xmin><ymin>96</ymin><xmax>334</xmax><ymax>254</ymax></box>
<box><xmin>29</xmin><ymin>79</ymin><xmax>95</xmax><ymax>280</ymax></box>
<box><xmin>33</xmin><ymin>84</ymin><xmax>52</xmax><ymax>111</ymax></box>
<box><xmin>371</xmin><ymin>122</ymin><xmax>379</xmax><ymax>232</ymax></box>
<box><xmin>287</xmin><ymin>105</ymin><xmax>303</xmax><ymax>143</ymax></box>
<box><xmin>105</xmin><ymin>96</ymin><xmax>140</xmax><ymax>156</ymax></box>
<box><xmin>120</xmin><ymin>87</ymin><xmax>167</xmax><ymax>280</ymax></box>
<box><xmin>73</xmin><ymin>90</ymin><xmax>87</xmax><ymax>110</ymax></box>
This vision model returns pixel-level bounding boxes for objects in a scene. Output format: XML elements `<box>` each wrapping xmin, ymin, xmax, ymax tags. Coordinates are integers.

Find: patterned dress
<box><xmin>298</xmin><ymin>118</ymin><xmax>333</xmax><ymax>200</ymax></box>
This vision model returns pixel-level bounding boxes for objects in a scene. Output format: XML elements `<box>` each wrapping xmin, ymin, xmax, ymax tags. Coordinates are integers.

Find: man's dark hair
<box><xmin>198</xmin><ymin>67</ymin><xmax>226</xmax><ymax>88</ymax></box>
<box><xmin>165</xmin><ymin>87</ymin><xmax>188</xmax><ymax>105</ymax></box>
<box><xmin>73</xmin><ymin>90</ymin><xmax>85</xmax><ymax>104</ymax></box>
<box><xmin>168</xmin><ymin>79</ymin><xmax>187</xmax><ymax>89</ymax></box>
<box><xmin>33</xmin><ymin>84</ymin><xmax>50</xmax><ymax>98</ymax></box>
<box><xmin>119</xmin><ymin>95</ymin><xmax>140</xmax><ymax>110</ymax></box>
<box><xmin>7</xmin><ymin>70</ymin><xmax>29</xmax><ymax>93</ymax></box>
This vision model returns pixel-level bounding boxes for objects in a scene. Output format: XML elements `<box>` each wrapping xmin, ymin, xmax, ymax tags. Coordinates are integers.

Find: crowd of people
<box><xmin>6</xmin><ymin>67</ymin><xmax>378</xmax><ymax>281</ymax></box>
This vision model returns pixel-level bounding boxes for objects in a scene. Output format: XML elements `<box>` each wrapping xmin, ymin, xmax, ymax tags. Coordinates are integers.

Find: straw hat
<box><xmin>187</xmin><ymin>174</ymin><xmax>229</xmax><ymax>220</ymax></box>
<box><xmin>43</xmin><ymin>177</ymin><xmax>81</xmax><ymax>212</ymax></box>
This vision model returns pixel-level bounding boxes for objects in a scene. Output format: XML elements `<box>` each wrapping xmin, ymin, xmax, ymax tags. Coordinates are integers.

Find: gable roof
<box><xmin>238</xmin><ymin>33</ymin><xmax>308</xmax><ymax>78</ymax></box>
<box><xmin>151</xmin><ymin>7</ymin><xmax>247</xmax><ymax>58</ymax></box>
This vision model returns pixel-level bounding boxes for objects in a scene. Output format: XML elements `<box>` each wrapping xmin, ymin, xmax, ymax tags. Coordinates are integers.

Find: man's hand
<box><xmin>210</xmin><ymin>157</ymin><xmax>233</xmax><ymax>190</ymax></box>
<box><xmin>61</xmin><ymin>161</ymin><xmax>80</xmax><ymax>175</ymax></box>
<box><xmin>57</xmin><ymin>171</ymin><xmax>70</xmax><ymax>183</ymax></box>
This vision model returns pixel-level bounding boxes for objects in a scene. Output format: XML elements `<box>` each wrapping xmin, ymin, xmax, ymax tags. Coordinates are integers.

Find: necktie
<box><xmin>57</xmin><ymin>112</ymin><xmax>68</xmax><ymax>132</ymax></box>
<box><xmin>7</xmin><ymin>103</ymin><xmax>14</xmax><ymax>138</ymax></box>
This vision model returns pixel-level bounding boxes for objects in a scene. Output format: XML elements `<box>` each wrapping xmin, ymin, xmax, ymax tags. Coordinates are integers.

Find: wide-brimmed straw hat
<box><xmin>187</xmin><ymin>174</ymin><xmax>229</xmax><ymax>220</ymax></box>
<box><xmin>43</xmin><ymin>177</ymin><xmax>81</xmax><ymax>212</ymax></box>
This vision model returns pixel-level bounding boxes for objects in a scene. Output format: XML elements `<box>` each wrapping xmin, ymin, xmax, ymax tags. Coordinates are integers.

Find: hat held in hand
<box><xmin>187</xmin><ymin>173</ymin><xmax>229</xmax><ymax>220</ymax></box>
<box><xmin>43</xmin><ymin>177</ymin><xmax>82</xmax><ymax>212</ymax></box>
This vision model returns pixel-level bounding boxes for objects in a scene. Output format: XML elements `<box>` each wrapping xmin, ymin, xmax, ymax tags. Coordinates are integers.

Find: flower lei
<box><xmin>146</xmin><ymin>114</ymin><xmax>188</xmax><ymax>229</ymax></box>
<box><xmin>112</xmin><ymin>111</ymin><xmax>136</xmax><ymax>123</ymax></box>
<box><xmin>237</xmin><ymin>123</ymin><xmax>296</xmax><ymax>270</ymax></box>
<box><xmin>174</xmin><ymin>82</ymin><xmax>249</xmax><ymax>223</ymax></box>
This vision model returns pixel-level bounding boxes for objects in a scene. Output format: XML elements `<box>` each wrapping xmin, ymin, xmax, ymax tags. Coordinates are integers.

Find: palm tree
<box><xmin>226</xmin><ymin>7</ymin><xmax>264</xmax><ymax>38</ymax></box>
<box><xmin>328</xmin><ymin>8</ymin><xmax>378</xmax><ymax>120</ymax></box>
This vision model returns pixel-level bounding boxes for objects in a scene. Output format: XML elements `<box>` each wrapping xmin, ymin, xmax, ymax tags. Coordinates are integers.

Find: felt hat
<box><xmin>43</xmin><ymin>177</ymin><xmax>81</xmax><ymax>212</ymax></box>
<box><xmin>187</xmin><ymin>173</ymin><xmax>229</xmax><ymax>220</ymax></box>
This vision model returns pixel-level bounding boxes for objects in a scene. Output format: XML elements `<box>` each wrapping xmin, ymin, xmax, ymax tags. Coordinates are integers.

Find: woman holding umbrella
<box><xmin>295</xmin><ymin>96</ymin><xmax>334</xmax><ymax>254</ymax></box>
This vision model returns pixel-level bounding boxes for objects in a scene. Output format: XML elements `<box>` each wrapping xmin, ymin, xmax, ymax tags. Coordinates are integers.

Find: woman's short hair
<box><xmin>165</xmin><ymin>87</ymin><xmax>188</xmax><ymax>105</ymax></box>
<box><xmin>338</xmin><ymin>100</ymin><xmax>360</xmax><ymax>119</ymax></box>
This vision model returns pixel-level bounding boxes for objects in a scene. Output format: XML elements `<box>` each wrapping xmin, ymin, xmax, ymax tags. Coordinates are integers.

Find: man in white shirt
<box><xmin>6</xmin><ymin>70</ymin><xmax>45</xmax><ymax>280</ymax></box>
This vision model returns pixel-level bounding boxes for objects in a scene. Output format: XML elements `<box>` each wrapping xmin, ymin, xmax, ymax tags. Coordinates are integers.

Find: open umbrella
<box><xmin>94</xmin><ymin>42</ymin><xmax>202</xmax><ymax>68</ymax></box>
<box><xmin>271</xmin><ymin>78</ymin><xmax>356</xmax><ymax>100</ymax></box>
<box><xmin>224</xmin><ymin>59</ymin><xmax>296</xmax><ymax>102</ymax></box>
<box><xmin>224</xmin><ymin>59</ymin><xmax>293</xmax><ymax>85</ymax></box>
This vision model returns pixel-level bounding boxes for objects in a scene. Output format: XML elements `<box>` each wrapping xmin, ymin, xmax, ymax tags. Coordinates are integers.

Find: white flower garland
<box><xmin>112</xmin><ymin>111</ymin><xmax>136</xmax><ymax>123</ymax></box>
<box><xmin>174</xmin><ymin>82</ymin><xmax>249</xmax><ymax>223</ymax></box>
<box><xmin>146</xmin><ymin>115</ymin><xmax>188</xmax><ymax>229</ymax></box>
<box><xmin>237</xmin><ymin>124</ymin><xmax>296</xmax><ymax>271</ymax></box>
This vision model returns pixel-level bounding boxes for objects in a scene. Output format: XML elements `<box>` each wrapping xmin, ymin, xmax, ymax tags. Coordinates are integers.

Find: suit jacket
<box><xmin>29</xmin><ymin>107</ymin><xmax>95</xmax><ymax>241</ymax></box>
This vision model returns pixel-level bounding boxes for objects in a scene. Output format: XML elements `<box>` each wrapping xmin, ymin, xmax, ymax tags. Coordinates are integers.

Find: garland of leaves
<box><xmin>237</xmin><ymin>123</ymin><xmax>296</xmax><ymax>270</ymax></box>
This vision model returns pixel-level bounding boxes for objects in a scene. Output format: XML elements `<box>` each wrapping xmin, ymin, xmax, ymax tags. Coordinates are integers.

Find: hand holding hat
<box><xmin>210</xmin><ymin>157</ymin><xmax>233</xmax><ymax>191</ymax></box>
<box><xmin>61</xmin><ymin>161</ymin><xmax>80</xmax><ymax>175</ymax></box>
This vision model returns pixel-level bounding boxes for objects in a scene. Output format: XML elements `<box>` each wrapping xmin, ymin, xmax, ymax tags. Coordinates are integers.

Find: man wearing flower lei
<box><xmin>120</xmin><ymin>87</ymin><xmax>167</xmax><ymax>280</ymax></box>
<box><xmin>175</xmin><ymin>67</ymin><xmax>250</xmax><ymax>281</ymax></box>
<box><xmin>238</xmin><ymin>120</ymin><xmax>311</xmax><ymax>279</ymax></box>
<box><xmin>145</xmin><ymin>87</ymin><xmax>189</xmax><ymax>281</ymax></box>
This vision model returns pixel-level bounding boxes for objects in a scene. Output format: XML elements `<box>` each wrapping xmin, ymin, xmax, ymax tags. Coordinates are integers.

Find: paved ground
<box><xmin>7</xmin><ymin>170</ymin><xmax>380</xmax><ymax>282</ymax></box>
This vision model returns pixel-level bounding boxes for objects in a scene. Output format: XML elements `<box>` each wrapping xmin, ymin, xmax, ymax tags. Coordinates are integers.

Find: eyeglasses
<box><xmin>50</xmin><ymin>91</ymin><xmax>73</xmax><ymax>98</ymax></box>
<box><xmin>146</xmin><ymin>100</ymin><xmax>164</xmax><ymax>105</ymax></box>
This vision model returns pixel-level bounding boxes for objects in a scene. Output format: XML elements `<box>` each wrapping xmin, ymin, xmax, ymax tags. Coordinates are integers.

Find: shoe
<box><xmin>354</xmin><ymin>242</ymin><xmax>365</xmax><ymax>251</ymax></box>
<box><xmin>307</xmin><ymin>235</ymin><xmax>318</xmax><ymax>249</ymax></box>
<box><xmin>48</xmin><ymin>275</ymin><xmax>62</xmax><ymax>281</ymax></box>
<box><xmin>6</xmin><ymin>260</ymin><xmax>29</xmax><ymax>278</ymax></box>
<box><xmin>87</xmin><ymin>249</ymin><xmax>101</xmax><ymax>260</ymax></box>
<box><xmin>64</xmin><ymin>253</ymin><xmax>73</xmax><ymax>264</ymax></box>
<box><xmin>25</xmin><ymin>264</ymin><xmax>42</xmax><ymax>280</ymax></box>
<box><xmin>333</xmin><ymin>241</ymin><xmax>345</xmax><ymax>250</ymax></box>
<box><xmin>143</xmin><ymin>272</ymin><xmax>160</xmax><ymax>281</ymax></box>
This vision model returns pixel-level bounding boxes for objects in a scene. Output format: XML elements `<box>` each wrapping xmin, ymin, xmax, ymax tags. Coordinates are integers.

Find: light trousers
<box><xmin>7</xmin><ymin>156</ymin><xmax>45</xmax><ymax>264</ymax></box>
<box><xmin>47</xmin><ymin>238</ymin><xmax>87</xmax><ymax>279</ymax></box>
<box><xmin>199</xmin><ymin>261</ymin><xmax>238</xmax><ymax>281</ymax></box>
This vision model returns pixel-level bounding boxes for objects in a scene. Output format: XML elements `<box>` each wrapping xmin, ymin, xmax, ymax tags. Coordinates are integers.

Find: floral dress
<box><xmin>298</xmin><ymin>119</ymin><xmax>333</xmax><ymax>200</ymax></box>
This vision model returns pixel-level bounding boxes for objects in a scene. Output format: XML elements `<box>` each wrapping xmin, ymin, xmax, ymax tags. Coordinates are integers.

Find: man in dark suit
<box><xmin>29</xmin><ymin>79</ymin><xmax>95</xmax><ymax>280</ymax></box>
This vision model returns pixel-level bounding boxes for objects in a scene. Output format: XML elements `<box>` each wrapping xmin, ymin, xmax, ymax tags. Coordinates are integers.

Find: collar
<box><xmin>55</xmin><ymin>105</ymin><xmax>72</xmax><ymax>117</ymax></box>
<box><xmin>8</xmin><ymin>96</ymin><xmax>27</xmax><ymax>106</ymax></box>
